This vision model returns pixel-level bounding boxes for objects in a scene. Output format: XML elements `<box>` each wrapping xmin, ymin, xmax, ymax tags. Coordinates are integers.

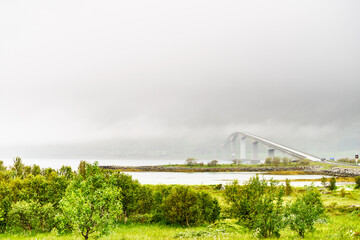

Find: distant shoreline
<box><xmin>100</xmin><ymin>164</ymin><xmax>360</xmax><ymax>177</ymax></box>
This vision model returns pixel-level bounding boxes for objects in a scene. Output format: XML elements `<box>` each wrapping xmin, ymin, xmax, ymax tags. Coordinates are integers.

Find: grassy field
<box><xmin>1</xmin><ymin>214</ymin><xmax>360</xmax><ymax>240</ymax></box>
<box><xmin>2</xmin><ymin>186</ymin><xmax>360</xmax><ymax>240</ymax></box>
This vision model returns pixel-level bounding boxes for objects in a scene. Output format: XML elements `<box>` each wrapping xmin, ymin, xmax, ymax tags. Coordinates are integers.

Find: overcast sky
<box><xmin>0</xmin><ymin>0</ymin><xmax>359</xmax><ymax>158</ymax></box>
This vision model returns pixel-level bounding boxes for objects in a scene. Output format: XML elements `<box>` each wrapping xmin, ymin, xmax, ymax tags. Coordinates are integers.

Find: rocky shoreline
<box><xmin>100</xmin><ymin>165</ymin><xmax>360</xmax><ymax>177</ymax></box>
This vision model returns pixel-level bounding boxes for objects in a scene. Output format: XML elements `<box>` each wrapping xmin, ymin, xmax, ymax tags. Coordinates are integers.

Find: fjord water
<box><xmin>1</xmin><ymin>158</ymin><xmax>330</xmax><ymax>186</ymax></box>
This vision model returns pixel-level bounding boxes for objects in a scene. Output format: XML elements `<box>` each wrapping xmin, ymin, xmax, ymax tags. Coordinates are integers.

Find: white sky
<box><xmin>0</xmin><ymin>0</ymin><xmax>359</xmax><ymax>158</ymax></box>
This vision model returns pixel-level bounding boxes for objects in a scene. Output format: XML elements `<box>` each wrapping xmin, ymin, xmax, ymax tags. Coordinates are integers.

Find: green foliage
<box><xmin>273</xmin><ymin>157</ymin><xmax>281</xmax><ymax>166</ymax></box>
<box><xmin>282</xmin><ymin>157</ymin><xmax>290</xmax><ymax>165</ymax></box>
<box><xmin>31</xmin><ymin>164</ymin><xmax>41</xmax><ymax>176</ymax></box>
<box><xmin>224</xmin><ymin>176</ymin><xmax>286</xmax><ymax>237</ymax></box>
<box><xmin>59</xmin><ymin>162</ymin><xmax>122</xmax><ymax>240</ymax></box>
<box><xmin>151</xmin><ymin>185</ymin><xmax>173</xmax><ymax>222</ymax></box>
<box><xmin>162</xmin><ymin>185</ymin><xmax>220</xmax><ymax>226</ymax></box>
<box><xmin>321</xmin><ymin>176</ymin><xmax>327</xmax><ymax>188</ymax></box>
<box><xmin>355</xmin><ymin>176</ymin><xmax>360</xmax><ymax>189</ymax></box>
<box><xmin>329</xmin><ymin>176</ymin><xmax>337</xmax><ymax>191</ymax></box>
<box><xmin>0</xmin><ymin>182</ymin><xmax>11</xmax><ymax>232</ymax></box>
<box><xmin>0</xmin><ymin>161</ymin><xmax>6</xmax><ymax>171</ymax></box>
<box><xmin>8</xmin><ymin>200</ymin><xmax>56</xmax><ymax>232</ymax></box>
<box><xmin>78</xmin><ymin>160</ymin><xmax>86</xmax><ymax>178</ymax></box>
<box><xmin>299</xmin><ymin>159</ymin><xmax>310</xmax><ymax>166</ymax></box>
<box><xmin>340</xmin><ymin>188</ymin><xmax>346</xmax><ymax>197</ymax></box>
<box><xmin>285</xmin><ymin>178</ymin><xmax>292</xmax><ymax>196</ymax></box>
<box><xmin>109</xmin><ymin>172</ymin><xmax>152</xmax><ymax>221</ymax></box>
<box><xmin>58</xmin><ymin>166</ymin><xmax>74</xmax><ymax>180</ymax></box>
<box><xmin>11</xmin><ymin>157</ymin><xmax>24</xmax><ymax>178</ymax></box>
<box><xmin>265</xmin><ymin>157</ymin><xmax>272</xmax><ymax>165</ymax></box>
<box><xmin>42</xmin><ymin>167</ymin><xmax>56</xmax><ymax>179</ymax></box>
<box><xmin>287</xmin><ymin>186</ymin><xmax>325</xmax><ymax>238</ymax></box>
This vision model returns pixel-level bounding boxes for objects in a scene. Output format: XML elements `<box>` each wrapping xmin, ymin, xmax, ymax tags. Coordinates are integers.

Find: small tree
<box><xmin>265</xmin><ymin>157</ymin><xmax>273</xmax><ymax>165</ymax></box>
<box><xmin>285</xmin><ymin>179</ymin><xmax>292</xmax><ymax>196</ymax></box>
<box><xmin>208</xmin><ymin>160</ymin><xmax>218</xmax><ymax>167</ymax></box>
<box><xmin>59</xmin><ymin>162</ymin><xmax>122</xmax><ymax>240</ymax></box>
<box><xmin>224</xmin><ymin>176</ymin><xmax>287</xmax><ymax>237</ymax></box>
<box><xmin>329</xmin><ymin>176</ymin><xmax>337</xmax><ymax>191</ymax></box>
<box><xmin>282</xmin><ymin>157</ymin><xmax>290</xmax><ymax>165</ymax></box>
<box><xmin>11</xmin><ymin>157</ymin><xmax>24</xmax><ymax>177</ymax></box>
<box><xmin>273</xmin><ymin>157</ymin><xmax>281</xmax><ymax>166</ymax></box>
<box><xmin>185</xmin><ymin>158</ymin><xmax>197</xmax><ymax>166</ymax></box>
<box><xmin>232</xmin><ymin>159</ymin><xmax>241</xmax><ymax>164</ymax></box>
<box><xmin>321</xmin><ymin>177</ymin><xmax>327</xmax><ymax>188</ymax></box>
<box><xmin>58</xmin><ymin>166</ymin><xmax>74</xmax><ymax>180</ymax></box>
<box><xmin>288</xmin><ymin>186</ymin><xmax>325</xmax><ymax>238</ymax></box>
<box><xmin>355</xmin><ymin>176</ymin><xmax>360</xmax><ymax>189</ymax></box>
<box><xmin>31</xmin><ymin>164</ymin><xmax>41</xmax><ymax>176</ymax></box>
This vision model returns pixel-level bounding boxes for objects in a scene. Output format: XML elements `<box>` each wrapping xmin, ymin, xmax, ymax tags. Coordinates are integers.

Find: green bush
<box><xmin>273</xmin><ymin>157</ymin><xmax>281</xmax><ymax>166</ymax></box>
<box><xmin>224</xmin><ymin>176</ymin><xmax>286</xmax><ymax>237</ymax></box>
<box><xmin>208</xmin><ymin>160</ymin><xmax>218</xmax><ymax>167</ymax></box>
<box><xmin>355</xmin><ymin>176</ymin><xmax>360</xmax><ymax>189</ymax></box>
<box><xmin>162</xmin><ymin>185</ymin><xmax>220</xmax><ymax>226</ymax></box>
<box><xmin>109</xmin><ymin>172</ymin><xmax>153</xmax><ymax>222</ymax></box>
<box><xmin>265</xmin><ymin>157</ymin><xmax>272</xmax><ymax>165</ymax></box>
<box><xmin>8</xmin><ymin>200</ymin><xmax>56</xmax><ymax>232</ymax></box>
<box><xmin>329</xmin><ymin>176</ymin><xmax>337</xmax><ymax>191</ymax></box>
<box><xmin>59</xmin><ymin>162</ymin><xmax>122</xmax><ymax>240</ymax></box>
<box><xmin>185</xmin><ymin>158</ymin><xmax>197</xmax><ymax>166</ymax></box>
<box><xmin>282</xmin><ymin>157</ymin><xmax>290</xmax><ymax>165</ymax></box>
<box><xmin>285</xmin><ymin>179</ymin><xmax>292</xmax><ymax>196</ymax></box>
<box><xmin>287</xmin><ymin>186</ymin><xmax>325</xmax><ymax>237</ymax></box>
<box><xmin>299</xmin><ymin>159</ymin><xmax>310</xmax><ymax>166</ymax></box>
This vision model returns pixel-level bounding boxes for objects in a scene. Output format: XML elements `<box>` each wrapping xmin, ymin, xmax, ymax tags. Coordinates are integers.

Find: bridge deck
<box><xmin>225</xmin><ymin>132</ymin><xmax>321</xmax><ymax>162</ymax></box>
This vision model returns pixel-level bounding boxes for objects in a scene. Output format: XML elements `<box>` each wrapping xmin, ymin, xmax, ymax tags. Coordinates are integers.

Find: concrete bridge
<box><xmin>222</xmin><ymin>132</ymin><xmax>321</xmax><ymax>162</ymax></box>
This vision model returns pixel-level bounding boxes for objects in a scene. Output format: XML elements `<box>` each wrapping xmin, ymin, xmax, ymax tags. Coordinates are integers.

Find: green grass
<box><xmin>2</xmin><ymin>214</ymin><xmax>360</xmax><ymax>240</ymax></box>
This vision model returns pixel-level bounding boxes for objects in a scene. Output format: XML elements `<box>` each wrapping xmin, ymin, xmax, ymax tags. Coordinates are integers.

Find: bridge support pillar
<box><xmin>230</xmin><ymin>139</ymin><xmax>235</xmax><ymax>159</ymax></box>
<box><xmin>240</xmin><ymin>137</ymin><xmax>246</xmax><ymax>160</ymax></box>
<box><xmin>252</xmin><ymin>142</ymin><xmax>258</xmax><ymax>160</ymax></box>
<box><xmin>268</xmin><ymin>149</ymin><xmax>275</xmax><ymax>158</ymax></box>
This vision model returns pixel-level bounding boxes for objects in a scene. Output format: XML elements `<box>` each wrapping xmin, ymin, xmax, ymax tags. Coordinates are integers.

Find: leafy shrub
<box><xmin>299</xmin><ymin>159</ymin><xmax>310</xmax><ymax>166</ymax></box>
<box><xmin>355</xmin><ymin>176</ymin><xmax>360</xmax><ymax>189</ymax></box>
<box><xmin>224</xmin><ymin>176</ymin><xmax>286</xmax><ymax>238</ymax></box>
<box><xmin>109</xmin><ymin>172</ymin><xmax>147</xmax><ymax>221</ymax></box>
<box><xmin>162</xmin><ymin>186</ymin><xmax>220</xmax><ymax>226</ymax></box>
<box><xmin>232</xmin><ymin>159</ymin><xmax>241</xmax><ymax>164</ymax></box>
<box><xmin>321</xmin><ymin>177</ymin><xmax>327</xmax><ymax>188</ymax></box>
<box><xmin>185</xmin><ymin>158</ymin><xmax>197</xmax><ymax>166</ymax></box>
<box><xmin>265</xmin><ymin>157</ymin><xmax>272</xmax><ymax>165</ymax></box>
<box><xmin>282</xmin><ymin>157</ymin><xmax>290</xmax><ymax>165</ymax></box>
<box><xmin>208</xmin><ymin>160</ymin><xmax>218</xmax><ymax>167</ymax></box>
<box><xmin>8</xmin><ymin>200</ymin><xmax>56</xmax><ymax>232</ymax></box>
<box><xmin>273</xmin><ymin>157</ymin><xmax>281</xmax><ymax>166</ymax></box>
<box><xmin>59</xmin><ymin>162</ymin><xmax>122</xmax><ymax>240</ymax></box>
<box><xmin>0</xmin><ymin>161</ymin><xmax>6</xmax><ymax>171</ymax></box>
<box><xmin>329</xmin><ymin>176</ymin><xmax>337</xmax><ymax>191</ymax></box>
<box><xmin>287</xmin><ymin>186</ymin><xmax>325</xmax><ymax>238</ymax></box>
<box><xmin>285</xmin><ymin>178</ymin><xmax>292</xmax><ymax>196</ymax></box>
